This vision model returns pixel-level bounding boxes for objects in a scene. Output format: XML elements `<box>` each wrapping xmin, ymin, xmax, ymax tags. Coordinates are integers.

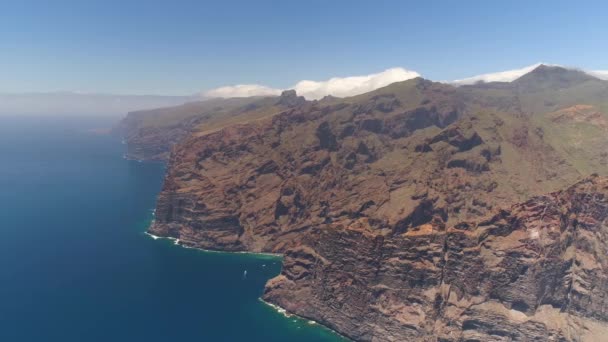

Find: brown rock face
<box><xmin>150</xmin><ymin>79</ymin><xmax>472</xmax><ymax>251</ymax></box>
<box><xmin>145</xmin><ymin>69</ymin><xmax>608</xmax><ymax>341</ymax></box>
<box><xmin>150</xmin><ymin>78</ymin><xmax>588</xmax><ymax>251</ymax></box>
<box><xmin>264</xmin><ymin>175</ymin><xmax>608</xmax><ymax>341</ymax></box>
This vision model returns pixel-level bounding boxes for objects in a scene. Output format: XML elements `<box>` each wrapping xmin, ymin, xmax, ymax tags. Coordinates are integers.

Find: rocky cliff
<box><xmin>116</xmin><ymin>92</ymin><xmax>305</xmax><ymax>161</ymax></box>
<box><xmin>145</xmin><ymin>66</ymin><xmax>608</xmax><ymax>341</ymax></box>
<box><xmin>264</xmin><ymin>175</ymin><xmax>608</xmax><ymax>341</ymax></box>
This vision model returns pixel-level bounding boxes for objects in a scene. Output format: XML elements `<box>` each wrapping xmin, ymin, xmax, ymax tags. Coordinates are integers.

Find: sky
<box><xmin>1</xmin><ymin>0</ymin><xmax>607</xmax><ymax>96</ymax></box>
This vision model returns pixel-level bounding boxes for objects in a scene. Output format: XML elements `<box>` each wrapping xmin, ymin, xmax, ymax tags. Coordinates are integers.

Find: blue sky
<box><xmin>1</xmin><ymin>0</ymin><xmax>607</xmax><ymax>95</ymax></box>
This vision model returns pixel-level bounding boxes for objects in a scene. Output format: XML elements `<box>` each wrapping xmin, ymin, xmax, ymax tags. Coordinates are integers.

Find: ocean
<box><xmin>0</xmin><ymin>116</ymin><xmax>344</xmax><ymax>341</ymax></box>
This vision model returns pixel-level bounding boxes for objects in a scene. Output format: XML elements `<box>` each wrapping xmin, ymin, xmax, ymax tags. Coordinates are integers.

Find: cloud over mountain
<box><xmin>203</xmin><ymin>68</ymin><xmax>421</xmax><ymax>100</ymax></box>
<box><xmin>204</xmin><ymin>65</ymin><xmax>608</xmax><ymax>99</ymax></box>
<box><xmin>204</xmin><ymin>84</ymin><xmax>282</xmax><ymax>98</ymax></box>
<box><xmin>450</xmin><ymin>63</ymin><xmax>546</xmax><ymax>85</ymax></box>
<box><xmin>292</xmin><ymin>68</ymin><xmax>420</xmax><ymax>100</ymax></box>
<box><xmin>450</xmin><ymin>63</ymin><xmax>608</xmax><ymax>85</ymax></box>
<box><xmin>588</xmin><ymin>70</ymin><xmax>608</xmax><ymax>80</ymax></box>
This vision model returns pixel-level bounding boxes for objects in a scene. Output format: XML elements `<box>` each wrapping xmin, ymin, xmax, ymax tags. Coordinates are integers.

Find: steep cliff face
<box><xmin>115</xmin><ymin>100</ymin><xmax>218</xmax><ymax>161</ymax></box>
<box><xmin>264</xmin><ymin>175</ymin><xmax>608</xmax><ymax>341</ymax></box>
<box><xmin>149</xmin><ymin>77</ymin><xmax>596</xmax><ymax>251</ymax></box>
<box><xmin>147</xmin><ymin>66</ymin><xmax>608</xmax><ymax>341</ymax></box>
<box><xmin>116</xmin><ymin>95</ymin><xmax>298</xmax><ymax>161</ymax></box>
<box><xmin>150</xmin><ymin>79</ymin><xmax>470</xmax><ymax>251</ymax></box>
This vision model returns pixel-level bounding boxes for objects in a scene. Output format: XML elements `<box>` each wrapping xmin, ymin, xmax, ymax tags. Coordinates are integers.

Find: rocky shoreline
<box><xmin>145</xmin><ymin>230</ymin><xmax>282</xmax><ymax>258</ymax></box>
<box><xmin>149</xmin><ymin>175</ymin><xmax>608</xmax><ymax>341</ymax></box>
<box><xmin>259</xmin><ymin>298</ymin><xmax>353</xmax><ymax>341</ymax></box>
<box><xmin>146</xmin><ymin>222</ymin><xmax>349</xmax><ymax>340</ymax></box>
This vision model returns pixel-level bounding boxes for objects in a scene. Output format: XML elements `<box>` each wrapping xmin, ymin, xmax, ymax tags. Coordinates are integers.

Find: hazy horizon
<box><xmin>3</xmin><ymin>1</ymin><xmax>607</xmax><ymax>96</ymax></box>
<box><xmin>0</xmin><ymin>92</ymin><xmax>195</xmax><ymax>116</ymax></box>
<box><xmin>2</xmin><ymin>63</ymin><xmax>607</xmax><ymax>116</ymax></box>
<box><xmin>2</xmin><ymin>1</ymin><xmax>607</xmax><ymax>115</ymax></box>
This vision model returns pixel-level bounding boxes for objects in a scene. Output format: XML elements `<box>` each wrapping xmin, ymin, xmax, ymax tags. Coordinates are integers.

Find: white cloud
<box><xmin>203</xmin><ymin>65</ymin><xmax>607</xmax><ymax>99</ymax></box>
<box><xmin>588</xmin><ymin>70</ymin><xmax>608</xmax><ymax>80</ymax></box>
<box><xmin>450</xmin><ymin>63</ymin><xmax>546</xmax><ymax>86</ymax></box>
<box><xmin>204</xmin><ymin>84</ymin><xmax>282</xmax><ymax>98</ymax></box>
<box><xmin>451</xmin><ymin>64</ymin><xmax>608</xmax><ymax>85</ymax></box>
<box><xmin>203</xmin><ymin>67</ymin><xmax>421</xmax><ymax>100</ymax></box>
<box><xmin>292</xmin><ymin>68</ymin><xmax>420</xmax><ymax>100</ymax></box>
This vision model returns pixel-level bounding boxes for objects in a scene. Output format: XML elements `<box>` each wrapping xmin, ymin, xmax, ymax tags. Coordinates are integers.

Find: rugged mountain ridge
<box><xmin>115</xmin><ymin>92</ymin><xmax>305</xmax><ymax>160</ymax></box>
<box><xmin>135</xmin><ymin>65</ymin><xmax>608</xmax><ymax>341</ymax></box>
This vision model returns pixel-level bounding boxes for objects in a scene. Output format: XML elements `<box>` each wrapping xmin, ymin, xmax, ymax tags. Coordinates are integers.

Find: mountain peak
<box><xmin>450</xmin><ymin>63</ymin><xmax>608</xmax><ymax>87</ymax></box>
<box><xmin>450</xmin><ymin>63</ymin><xmax>544</xmax><ymax>86</ymax></box>
<box><xmin>525</xmin><ymin>64</ymin><xmax>577</xmax><ymax>76</ymax></box>
<box><xmin>534</xmin><ymin>63</ymin><xmax>556</xmax><ymax>70</ymax></box>
<box><xmin>512</xmin><ymin>64</ymin><xmax>599</xmax><ymax>91</ymax></box>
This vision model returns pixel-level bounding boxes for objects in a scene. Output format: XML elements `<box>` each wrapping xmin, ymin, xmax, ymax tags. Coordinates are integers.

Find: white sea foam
<box><xmin>259</xmin><ymin>299</ymin><xmax>331</xmax><ymax>331</ymax></box>
<box><xmin>144</xmin><ymin>232</ymin><xmax>180</xmax><ymax>246</ymax></box>
<box><xmin>260</xmin><ymin>299</ymin><xmax>292</xmax><ymax>318</ymax></box>
<box><xmin>145</xmin><ymin>232</ymin><xmax>161</xmax><ymax>240</ymax></box>
<box><xmin>144</xmin><ymin>231</ymin><xmax>281</xmax><ymax>257</ymax></box>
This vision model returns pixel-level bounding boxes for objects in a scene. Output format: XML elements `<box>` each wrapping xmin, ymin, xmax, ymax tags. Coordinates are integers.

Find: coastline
<box><xmin>142</xmin><ymin>208</ymin><xmax>280</xmax><ymax>258</ymax></box>
<box><xmin>144</xmin><ymin>231</ymin><xmax>283</xmax><ymax>258</ymax></box>
<box><xmin>144</xmin><ymin>227</ymin><xmax>348</xmax><ymax>341</ymax></box>
<box><xmin>259</xmin><ymin>299</ymin><xmax>352</xmax><ymax>341</ymax></box>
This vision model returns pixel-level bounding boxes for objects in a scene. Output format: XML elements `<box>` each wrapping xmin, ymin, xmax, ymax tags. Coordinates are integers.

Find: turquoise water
<box><xmin>0</xmin><ymin>116</ymin><xmax>344</xmax><ymax>342</ymax></box>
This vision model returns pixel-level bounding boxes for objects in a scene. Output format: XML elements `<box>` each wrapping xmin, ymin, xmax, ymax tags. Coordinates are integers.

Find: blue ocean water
<box><xmin>0</xmin><ymin>116</ymin><xmax>344</xmax><ymax>342</ymax></box>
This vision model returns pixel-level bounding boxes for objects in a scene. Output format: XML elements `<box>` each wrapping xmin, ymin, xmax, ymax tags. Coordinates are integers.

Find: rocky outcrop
<box><xmin>277</xmin><ymin>89</ymin><xmax>307</xmax><ymax>107</ymax></box>
<box><xmin>264</xmin><ymin>175</ymin><xmax>608</xmax><ymax>341</ymax></box>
